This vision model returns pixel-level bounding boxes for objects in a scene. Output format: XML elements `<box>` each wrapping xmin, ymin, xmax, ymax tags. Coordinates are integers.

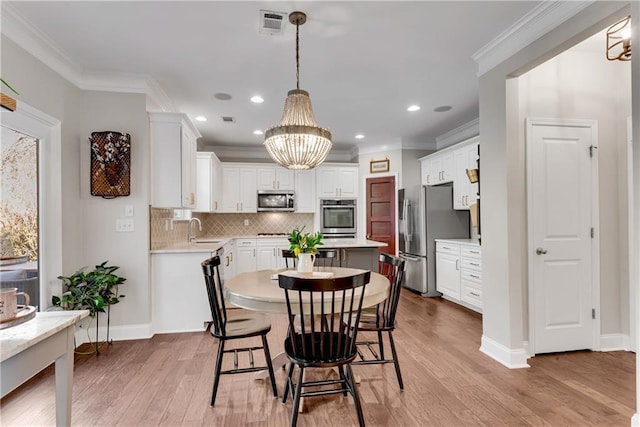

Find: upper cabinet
<box><xmin>316</xmin><ymin>164</ymin><xmax>359</xmax><ymax>198</ymax></box>
<box><xmin>256</xmin><ymin>166</ymin><xmax>294</xmax><ymax>191</ymax></box>
<box><xmin>221</xmin><ymin>164</ymin><xmax>257</xmax><ymax>212</ymax></box>
<box><xmin>420</xmin><ymin>136</ymin><xmax>479</xmax><ymax>211</ymax></box>
<box><xmin>195</xmin><ymin>152</ymin><xmax>222</xmax><ymax>213</ymax></box>
<box><xmin>150</xmin><ymin>112</ymin><xmax>201</xmax><ymax>209</ymax></box>
<box><xmin>294</xmin><ymin>169</ymin><xmax>316</xmax><ymax>213</ymax></box>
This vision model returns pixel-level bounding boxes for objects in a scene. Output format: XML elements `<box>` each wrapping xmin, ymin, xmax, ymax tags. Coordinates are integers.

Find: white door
<box><xmin>527</xmin><ymin>118</ymin><xmax>598</xmax><ymax>354</ymax></box>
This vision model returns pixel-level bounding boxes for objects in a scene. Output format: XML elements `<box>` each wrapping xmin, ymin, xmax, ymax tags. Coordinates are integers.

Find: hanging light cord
<box><xmin>295</xmin><ymin>22</ymin><xmax>300</xmax><ymax>90</ymax></box>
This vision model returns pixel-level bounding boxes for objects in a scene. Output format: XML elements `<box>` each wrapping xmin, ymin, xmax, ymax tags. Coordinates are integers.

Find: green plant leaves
<box><xmin>288</xmin><ymin>226</ymin><xmax>324</xmax><ymax>255</ymax></box>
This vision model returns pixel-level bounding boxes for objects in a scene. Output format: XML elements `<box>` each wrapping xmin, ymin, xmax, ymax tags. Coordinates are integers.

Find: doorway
<box><xmin>526</xmin><ymin>118</ymin><xmax>599</xmax><ymax>354</ymax></box>
<box><xmin>365</xmin><ymin>175</ymin><xmax>396</xmax><ymax>255</ymax></box>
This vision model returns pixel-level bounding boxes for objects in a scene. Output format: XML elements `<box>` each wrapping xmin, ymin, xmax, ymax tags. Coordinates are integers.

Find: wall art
<box><xmin>90</xmin><ymin>131</ymin><xmax>131</xmax><ymax>198</ymax></box>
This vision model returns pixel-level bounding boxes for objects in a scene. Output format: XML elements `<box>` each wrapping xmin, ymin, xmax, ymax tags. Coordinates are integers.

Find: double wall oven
<box><xmin>319</xmin><ymin>199</ymin><xmax>357</xmax><ymax>238</ymax></box>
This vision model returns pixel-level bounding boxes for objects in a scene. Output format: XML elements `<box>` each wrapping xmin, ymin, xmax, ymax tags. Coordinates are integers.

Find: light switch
<box><xmin>116</xmin><ymin>218</ymin><xmax>134</xmax><ymax>232</ymax></box>
<box><xmin>124</xmin><ymin>205</ymin><xmax>134</xmax><ymax>217</ymax></box>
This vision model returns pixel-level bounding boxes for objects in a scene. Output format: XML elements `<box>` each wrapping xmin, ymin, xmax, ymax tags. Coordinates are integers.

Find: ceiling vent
<box><xmin>259</xmin><ymin>10</ymin><xmax>287</xmax><ymax>35</ymax></box>
<box><xmin>221</xmin><ymin>116</ymin><xmax>235</xmax><ymax>123</ymax></box>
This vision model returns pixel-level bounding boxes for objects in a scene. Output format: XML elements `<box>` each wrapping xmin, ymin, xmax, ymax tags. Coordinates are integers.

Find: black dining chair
<box><xmin>201</xmin><ymin>256</ymin><xmax>278</xmax><ymax>407</ymax></box>
<box><xmin>282</xmin><ymin>249</ymin><xmax>297</xmax><ymax>269</ymax></box>
<box><xmin>351</xmin><ymin>253</ymin><xmax>406</xmax><ymax>389</ymax></box>
<box><xmin>278</xmin><ymin>270</ymin><xmax>371</xmax><ymax>427</ymax></box>
<box><xmin>314</xmin><ymin>249</ymin><xmax>337</xmax><ymax>268</ymax></box>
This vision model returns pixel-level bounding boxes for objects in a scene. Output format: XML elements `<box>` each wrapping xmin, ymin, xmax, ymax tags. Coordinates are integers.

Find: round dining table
<box><xmin>224</xmin><ymin>267</ymin><xmax>390</xmax><ymax>314</ymax></box>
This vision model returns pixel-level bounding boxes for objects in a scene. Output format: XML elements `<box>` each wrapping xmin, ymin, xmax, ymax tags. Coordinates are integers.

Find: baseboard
<box><xmin>480</xmin><ymin>335</ymin><xmax>530</xmax><ymax>369</ymax></box>
<box><xmin>599</xmin><ymin>333</ymin><xmax>630</xmax><ymax>352</ymax></box>
<box><xmin>75</xmin><ymin>322</ymin><xmax>154</xmax><ymax>345</ymax></box>
<box><xmin>632</xmin><ymin>413</ymin><xmax>640</xmax><ymax>426</ymax></box>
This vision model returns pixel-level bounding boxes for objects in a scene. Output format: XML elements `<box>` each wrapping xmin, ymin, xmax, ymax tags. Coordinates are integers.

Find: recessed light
<box><xmin>407</xmin><ymin>105</ymin><xmax>421</xmax><ymax>112</ymax></box>
<box><xmin>250</xmin><ymin>95</ymin><xmax>264</xmax><ymax>104</ymax></box>
<box><xmin>195</xmin><ymin>116</ymin><xmax>207</xmax><ymax>122</ymax></box>
<box><xmin>434</xmin><ymin>105</ymin><xmax>452</xmax><ymax>112</ymax></box>
<box><xmin>253</xmin><ymin>129</ymin><xmax>264</xmax><ymax>135</ymax></box>
<box><xmin>213</xmin><ymin>93</ymin><xmax>232</xmax><ymax>101</ymax></box>
<box><xmin>355</xmin><ymin>134</ymin><xmax>365</xmax><ymax>139</ymax></box>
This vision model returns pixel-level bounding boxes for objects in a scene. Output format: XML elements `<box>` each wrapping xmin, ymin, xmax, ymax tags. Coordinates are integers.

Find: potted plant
<box><xmin>52</xmin><ymin>261</ymin><xmax>125</xmax><ymax>353</ymax></box>
<box><xmin>288</xmin><ymin>226</ymin><xmax>324</xmax><ymax>273</ymax></box>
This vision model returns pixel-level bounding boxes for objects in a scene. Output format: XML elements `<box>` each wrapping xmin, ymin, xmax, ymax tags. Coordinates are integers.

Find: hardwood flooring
<box><xmin>1</xmin><ymin>289</ymin><xmax>635</xmax><ymax>426</ymax></box>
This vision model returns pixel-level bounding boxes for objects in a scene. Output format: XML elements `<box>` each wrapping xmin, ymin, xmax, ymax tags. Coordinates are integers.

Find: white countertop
<box><xmin>434</xmin><ymin>238</ymin><xmax>480</xmax><ymax>247</ymax></box>
<box><xmin>151</xmin><ymin>236</ymin><xmax>386</xmax><ymax>254</ymax></box>
<box><xmin>0</xmin><ymin>310</ymin><xmax>89</xmax><ymax>362</ymax></box>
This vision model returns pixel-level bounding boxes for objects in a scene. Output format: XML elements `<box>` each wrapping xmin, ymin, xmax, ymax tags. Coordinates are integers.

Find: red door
<box><xmin>366</xmin><ymin>176</ymin><xmax>396</xmax><ymax>255</ymax></box>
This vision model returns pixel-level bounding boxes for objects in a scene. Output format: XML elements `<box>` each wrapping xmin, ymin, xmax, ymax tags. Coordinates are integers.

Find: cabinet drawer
<box><xmin>461</xmin><ymin>280</ymin><xmax>482</xmax><ymax>308</ymax></box>
<box><xmin>461</xmin><ymin>258</ymin><xmax>482</xmax><ymax>271</ymax></box>
<box><xmin>436</xmin><ymin>242</ymin><xmax>460</xmax><ymax>256</ymax></box>
<box><xmin>461</xmin><ymin>246</ymin><xmax>481</xmax><ymax>259</ymax></box>
<box><xmin>257</xmin><ymin>238</ymin><xmax>289</xmax><ymax>246</ymax></box>
<box><xmin>236</xmin><ymin>238</ymin><xmax>257</xmax><ymax>247</ymax></box>
<box><xmin>461</xmin><ymin>269</ymin><xmax>482</xmax><ymax>283</ymax></box>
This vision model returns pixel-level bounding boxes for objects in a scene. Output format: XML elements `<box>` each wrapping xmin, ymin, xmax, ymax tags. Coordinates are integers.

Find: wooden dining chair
<box><xmin>201</xmin><ymin>256</ymin><xmax>278</xmax><ymax>407</ymax></box>
<box><xmin>351</xmin><ymin>253</ymin><xmax>406</xmax><ymax>389</ymax></box>
<box><xmin>314</xmin><ymin>249</ymin><xmax>337</xmax><ymax>268</ymax></box>
<box><xmin>278</xmin><ymin>271</ymin><xmax>371</xmax><ymax>427</ymax></box>
<box><xmin>282</xmin><ymin>249</ymin><xmax>297</xmax><ymax>269</ymax></box>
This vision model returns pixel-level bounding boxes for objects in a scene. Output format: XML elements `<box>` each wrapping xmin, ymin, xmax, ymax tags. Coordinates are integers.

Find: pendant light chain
<box><xmin>295</xmin><ymin>22</ymin><xmax>300</xmax><ymax>90</ymax></box>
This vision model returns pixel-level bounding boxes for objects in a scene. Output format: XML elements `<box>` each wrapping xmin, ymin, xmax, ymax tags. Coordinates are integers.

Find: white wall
<box><xmin>518</xmin><ymin>44</ymin><xmax>631</xmax><ymax>336</ymax></box>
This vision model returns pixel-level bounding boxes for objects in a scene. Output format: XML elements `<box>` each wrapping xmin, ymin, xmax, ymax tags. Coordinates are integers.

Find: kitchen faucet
<box><xmin>187</xmin><ymin>217</ymin><xmax>202</xmax><ymax>243</ymax></box>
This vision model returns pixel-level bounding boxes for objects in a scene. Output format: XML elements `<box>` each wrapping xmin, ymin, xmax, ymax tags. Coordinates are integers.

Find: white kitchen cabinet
<box><xmin>294</xmin><ymin>169</ymin><xmax>316</xmax><ymax>213</ymax></box>
<box><xmin>316</xmin><ymin>164</ymin><xmax>359</xmax><ymax>198</ymax></box>
<box><xmin>422</xmin><ymin>151</ymin><xmax>454</xmax><ymax>186</ymax></box>
<box><xmin>152</xmin><ymin>252</ymin><xmax>212</xmax><ymax>333</ymax></box>
<box><xmin>221</xmin><ymin>164</ymin><xmax>257</xmax><ymax>212</ymax></box>
<box><xmin>453</xmin><ymin>139</ymin><xmax>479</xmax><ymax>210</ymax></box>
<box><xmin>195</xmin><ymin>152</ymin><xmax>222</xmax><ymax>213</ymax></box>
<box><xmin>150</xmin><ymin>112</ymin><xmax>201</xmax><ymax>208</ymax></box>
<box><xmin>235</xmin><ymin>238</ymin><xmax>257</xmax><ymax>274</ymax></box>
<box><xmin>435</xmin><ymin>239</ymin><xmax>482</xmax><ymax>313</ymax></box>
<box><xmin>221</xmin><ymin>241</ymin><xmax>235</xmax><ymax>282</ymax></box>
<box><xmin>256</xmin><ymin>238</ymin><xmax>290</xmax><ymax>270</ymax></box>
<box><xmin>256</xmin><ymin>166</ymin><xmax>294</xmax><ymax>191</ymax></box>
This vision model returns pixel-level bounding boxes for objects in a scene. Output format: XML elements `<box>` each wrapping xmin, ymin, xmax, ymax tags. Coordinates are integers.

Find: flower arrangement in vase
<box><xmin>288</xmin><ymin>226</ymin><xmax>324</xmax><ymax>273</ymax></box>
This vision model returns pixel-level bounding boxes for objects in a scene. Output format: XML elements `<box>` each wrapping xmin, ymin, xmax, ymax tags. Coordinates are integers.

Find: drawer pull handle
<box><xmin>442</xmin><ymin>246</ymin><xmax>451</xmax><ymax>250</ymax></box>
<box><xmin>470</xmin><ymin>274</ymin><xmax>480</xmax><ymax>279</ymax></box>
<box><xmin>469</xmin><ymin>250</ymin><xmax>479</xmax><ymax>254</ymax></box>
<box><xmin>469</xmin><ymin>262</ymin><xmax>480</xmax><ymax>266</ymax></box>
<box><xmin>470</xmin><ymin>291</ymin><xmax>480</xmax><ymax>297</ymax></box>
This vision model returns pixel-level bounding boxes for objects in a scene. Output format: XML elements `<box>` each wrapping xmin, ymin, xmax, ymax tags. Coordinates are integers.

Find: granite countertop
<box><xmin>434</xmin><ymin>238</ymin><xmax>481</xmax><ymax>246</ymax></box>
<box><xmin>0</xmin><ymin>310</ymin><xmax>89</xmax><ymax>362</ymax></box>
<box><xmin>151</xmin><ymin>236</ymin><xmax>387</xmax><ymax>254</ymax></box>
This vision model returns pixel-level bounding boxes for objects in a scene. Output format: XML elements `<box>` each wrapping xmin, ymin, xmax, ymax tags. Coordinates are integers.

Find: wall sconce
<box><xmin>606</xmin><ymin>15</ymin><xmax>631</xmax><ymax>61</ymax></box>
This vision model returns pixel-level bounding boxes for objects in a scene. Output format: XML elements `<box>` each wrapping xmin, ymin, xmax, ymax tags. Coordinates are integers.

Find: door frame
<box><xmin>525</xmin><ymin>117</ymin><xmax>600</xmax><ymax>356</ymax></box>
<box><xmin>362</xmin><ymin>171</ymin><xmax>399</xmax><ymax>255</ymax></box>
<box><xmin>0</xmin><ymin>102</ymin><xmax>62</xmax><ymax>311</ymax></box>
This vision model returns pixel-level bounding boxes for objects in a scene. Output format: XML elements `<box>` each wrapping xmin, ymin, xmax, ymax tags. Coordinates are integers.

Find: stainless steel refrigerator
<box><xmin>398</xmin><ymin>184</ymin><xmax>470</xmax><ymax>296</ymax></box>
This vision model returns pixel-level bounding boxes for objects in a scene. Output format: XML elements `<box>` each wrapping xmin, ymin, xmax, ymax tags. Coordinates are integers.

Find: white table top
<box><xmin>224</xmin><ymin>267</ymin><xmax>389</xmax><ymax>314</ymax></box>
<box><xmin>0</xmin><ymin>311</ymin><xmax>89</xmax><ymax>362</ymax></box>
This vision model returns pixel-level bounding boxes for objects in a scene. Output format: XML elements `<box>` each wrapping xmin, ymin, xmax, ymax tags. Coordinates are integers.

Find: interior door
<box><xmin>366</xmin><ymin>175</ymin><xmax>396</xmax><ymax>255</ymax></box>
<box><xmin>527</xmin><ymin>118</ymin><xmax>597</xmax><ymax>354</ymax></box>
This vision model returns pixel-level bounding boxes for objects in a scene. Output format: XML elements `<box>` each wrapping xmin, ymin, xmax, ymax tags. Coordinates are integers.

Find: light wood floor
<box><xmin>1</xmin><ymin>289</ymin><xmax>635</xmax><ymax>426</ymax></box>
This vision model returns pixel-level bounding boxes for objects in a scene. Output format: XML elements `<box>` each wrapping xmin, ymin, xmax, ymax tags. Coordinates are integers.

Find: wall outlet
<box><xmin>124</xmin><ymin>205</ymin><xmax>134</xmax><ymax>217</ymax></box>
<box><xmin>244</xmin><ymin>219</ymin><xmax>249</xmax><ymax>226</ymax></box>
<box><xmin>116</xmin><ymin>218</ymin><xmax>134</xmax><ymax>232</ymax></box>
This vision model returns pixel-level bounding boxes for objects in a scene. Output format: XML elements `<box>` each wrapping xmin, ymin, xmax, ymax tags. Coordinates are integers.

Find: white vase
<box><xmin>297</xmin><ymin>253</ymin><xmax>315</xmax><ymax>273</ymax></box>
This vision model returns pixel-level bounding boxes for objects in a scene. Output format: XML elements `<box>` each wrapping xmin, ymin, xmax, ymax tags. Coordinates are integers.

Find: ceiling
<box><xmin>4</xmin><ymin>1</ymin><xmax>543</xmax><ymax>154</ymax></box>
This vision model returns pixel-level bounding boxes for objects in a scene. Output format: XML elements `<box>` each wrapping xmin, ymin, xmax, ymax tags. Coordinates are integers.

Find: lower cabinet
<box><xmin>328</xmin><ymin>247</ymin><xmax>379</xmax><ymax>271</ymax></box>
<box><xmin>256</xmin><ymin>238</ymin><xmax>290</xmax><ymax>270</ymax></box>
<box><xmin>435</xmin><ymin>240</ymin><xmax>482</xmax><ymax>313</ymax></box>
<box><xmin>152</xmin><ymin>252</ymin><xmax>213</xmax><ymax>333</ymax></box>
<box><xmin>221</xmin><ymin>241</ymin><xmax>235</xmax><ymax>282</ymax></box>
<box><xmin>235</xmin><ymin>238</ymin><xmax>257</xmax><ymax>274</ymax></box>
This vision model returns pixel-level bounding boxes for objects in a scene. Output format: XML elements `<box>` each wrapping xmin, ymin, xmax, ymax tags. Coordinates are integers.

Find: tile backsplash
<box><xmin>150</xmin><ymin>208</ymin><xmax>314</xmax><ymax>249</ymax></box>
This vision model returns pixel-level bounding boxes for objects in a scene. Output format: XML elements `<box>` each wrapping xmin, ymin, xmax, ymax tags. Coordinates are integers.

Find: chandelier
<box><xmin>606</xmin><ymin>15</ymin><xmax>631</xmax><ymax>61</ymax></box>
<box><xmin>264</xmin><ymin>11</ymin><xmax>332</xmax><ymax>170</ymax></box>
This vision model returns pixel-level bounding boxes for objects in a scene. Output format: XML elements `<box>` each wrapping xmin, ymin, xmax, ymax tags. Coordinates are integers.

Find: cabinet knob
<box><xmin>536</xmin><ymin>247</ymin><xmax>548</xmax><ymax>255</ymax></box>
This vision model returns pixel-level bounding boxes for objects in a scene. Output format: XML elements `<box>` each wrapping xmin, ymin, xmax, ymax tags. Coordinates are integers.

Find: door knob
<box><xmin>536</xmin><ymin>247</ymin><xmax>548</xmax><ymax>255</ymax></box>
<box><xmin>366</xmin><ymin>234</ymin><xmax>371</xmax><ymax>240</ymax></box>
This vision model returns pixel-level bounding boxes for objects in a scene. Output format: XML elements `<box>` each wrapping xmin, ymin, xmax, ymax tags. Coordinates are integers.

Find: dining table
<box><xmin>223</xmin><ymin>266</ymin><xmax>390</xmax><ymax>379</ymax></box>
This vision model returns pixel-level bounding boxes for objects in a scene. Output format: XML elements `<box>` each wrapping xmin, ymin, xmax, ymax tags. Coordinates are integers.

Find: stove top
<box><xmin>257</xmin><ymin>232</ymin><xmax>288</xmax><ymax>236</ymax></box>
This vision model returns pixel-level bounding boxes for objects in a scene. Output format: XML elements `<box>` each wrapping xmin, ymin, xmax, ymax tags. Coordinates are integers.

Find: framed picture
<box><xmin>370</xmin><ymin>159</ymin><xmax>390</xmax><ymax>173</ymax></box>
<box><xmin>90</xmin><ymin>131</ymin><xmax>131</xmax><ymax>198</ymax></box>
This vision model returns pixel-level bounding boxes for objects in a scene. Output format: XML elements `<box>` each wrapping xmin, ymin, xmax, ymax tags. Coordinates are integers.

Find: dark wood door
<box><xmin>366</xmin><ymin>175</ymin><xmax>396</xmax><ymax>255</ymax></box>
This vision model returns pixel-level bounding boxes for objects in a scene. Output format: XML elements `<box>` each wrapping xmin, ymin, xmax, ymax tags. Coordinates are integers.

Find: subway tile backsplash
<box><xmin>150</xmin><ymin>208</ymin><xmax>314</xmax><ymax>249</ymax></box>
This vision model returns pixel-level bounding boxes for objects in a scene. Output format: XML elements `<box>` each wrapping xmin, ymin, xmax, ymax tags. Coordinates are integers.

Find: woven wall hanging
<box><xmin>90</xmin><ymin>131</ymin><xmax>131</xmax><ymax>198</ymax></box>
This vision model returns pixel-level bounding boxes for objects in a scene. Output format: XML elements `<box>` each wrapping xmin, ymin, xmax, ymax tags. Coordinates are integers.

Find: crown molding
<box><xmin>436</xmin><ymin>118</ymin><xmax>479</xmax><ymax>150</ymax></box>
<box><xmin>1</xmin><ymin>3</ymin><xmax>174</xmax><ymax>111</ymax></box>
<box><xmin>472</xmin><ymin>1</ymin><xmax>595</xmax><ymax>76</ymax></box>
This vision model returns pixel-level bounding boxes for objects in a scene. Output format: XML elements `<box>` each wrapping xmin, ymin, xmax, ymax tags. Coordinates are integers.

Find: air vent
<box><xmin>221</xmin><ymin>116</ymin><xmax>235</xmax><ymax>123</ymax></box>
<box><xmin>259</xmin><ymin>10</ymin><xmax>286</xmax><ymax>35</ymax></box>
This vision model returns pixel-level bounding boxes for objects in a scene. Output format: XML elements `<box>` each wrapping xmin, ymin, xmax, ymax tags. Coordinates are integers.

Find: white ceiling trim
<box><xmin>1</xmin><ymin>3</ymin><xmax>174</xmax><ymax>112</ymax></box>
<box><xmin>436</xmin><ymin>118</ymin><xmax>479</xmax><ymax>150</ymax></box>
<box><xmin>472</xmin><ymin>1</ymin><xmax>595</xmax><ymax>76</ymax></box>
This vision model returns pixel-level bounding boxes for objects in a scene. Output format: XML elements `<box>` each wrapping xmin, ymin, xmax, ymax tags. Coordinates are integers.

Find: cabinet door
<box><xmin>435</xmin><ymin>252</ymin><xmax>460</xmax><ymax>299</ymax></box>
<box><xmin>210</xmin><ymin>154</ymin><xmax>222</xmax><ymax>212</ymax></box>
<box><xmin>276</xmin><ymin>244</ymin><xmax>292</xmax><ymax>269</ymax></box>
<box><xmin>338</xmin><ymin>167</ymin><xmax>358</xmax><ymax>197</ymax></box>
<box><xmin>440</xmin><ymin>152</ymin><xmax>454</xmax><ymax>183</ymax></box>
<box><xmin>221</xmin><ymin>166</ymin><xmax>240</xmax><ymax>212</ymax></box>
<box><xmin>295</xmin><ymin>169</ymin><xmax>316</xmax><ymax>213</ymax></box>
<box><xmin>421</xmin><ymin>158</ymin><xmax>431</xmax><ymax>186</ymax></box>
<box><xmin>317</xmin><ymin>167</ymin><xmax>338</xmax><ymax>197</ymax></box>
<box><xmin>195</xmin><ymin>155</ymin><xmax>212</xmax><ymax>212</ymax></box>
<box><xmin>181</xmin><ymin>126</ymin><xmax>197</xmax><ymax>208</ymax></box>
<box><xmin>256</xmin><ymin>246</ymin><xmax>277</xmax><ymax>270</ymax></box>
<box><xmin>429</xmin><ymin>156</ymin><xmax>443</xmax><ymax>183</ymax></box>
<box><xmin>466</xmin><ymin>142</ymin><xmax>479</xmax><ymax>207</ymax></box>
<box><xmin>453</xmin><ymin>149</ymin><xmax>469</xmax><ymax>210</ymax></box>
<box><xmin>149</xmin><ymin>116</ymin><xmax>184</xmax><ymax>208</ymax></box>
<box><xmin>256</xmin><ymin>167</ymin><xmax>276</xmax><ymax>190</ymax></box>
<box><xmin>276</xmin><ymin>167</ymin><xmax>295</xmax><ymax>190</ymax></box>
<box><xmin>222</xmin><ymin>246</ymin><xmax>235</xmax><ymax>281</ymax></box>
<box><xmin>236</xmin><ymin>246</ymin><xmax>256</xmax><ymax>274</ymax></box>
<box><xmin>239</xmin><ymin>168</ymin><xmax>257</xmax><ymax>212</ymax></box>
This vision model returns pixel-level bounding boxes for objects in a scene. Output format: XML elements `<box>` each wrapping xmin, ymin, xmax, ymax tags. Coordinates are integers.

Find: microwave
<box><xmin>257</xmin><ymin>190</ymin><xmax>295</xmax><ymax>212</ymax></box>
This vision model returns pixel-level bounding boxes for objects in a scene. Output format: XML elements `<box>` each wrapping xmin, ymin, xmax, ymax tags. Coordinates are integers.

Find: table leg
<box><xmin>253</xmin><ymin>351</ymin><xmax>289</xmax><ymax>380</ymax></box>
<box><xmin>54</xmin><ymin>326</ymin><xmax>75</xmax><ymax>427</ymax></box>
